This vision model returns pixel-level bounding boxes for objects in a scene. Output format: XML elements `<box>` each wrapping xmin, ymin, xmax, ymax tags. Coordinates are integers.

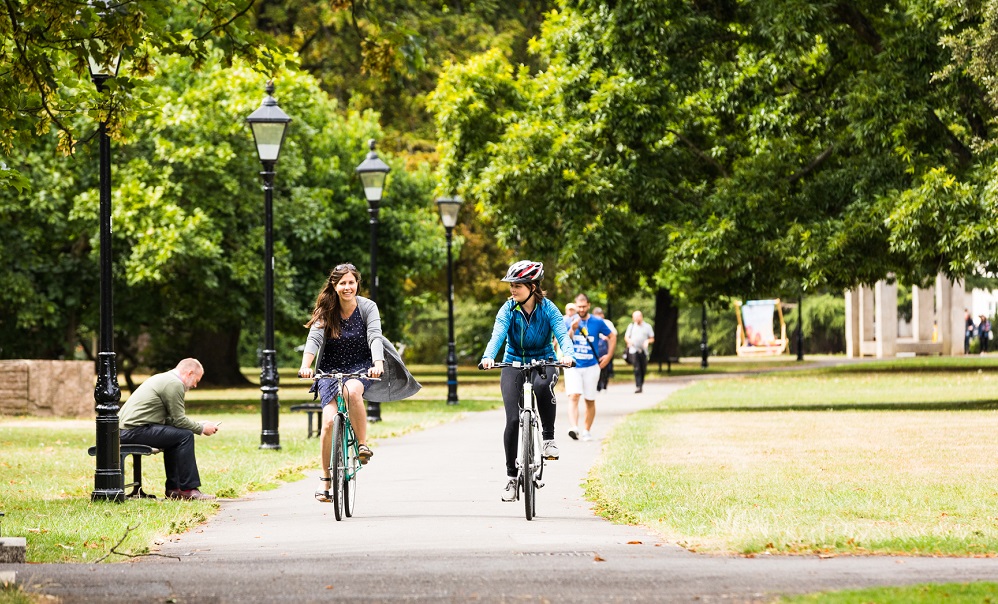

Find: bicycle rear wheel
<box><xmin>521</xmin><ymin>410</ymin><xmax>535</xmax><ymax>521</ymax></box>
<box><xmin>344</xmin><ymin>428</ymin><xmax>359</xmax><ymax>517</ymax></box>
<box><xmin>331</xmin><ymin>414</ymin><xmax>346</xmax><ymax>521</ymax></box>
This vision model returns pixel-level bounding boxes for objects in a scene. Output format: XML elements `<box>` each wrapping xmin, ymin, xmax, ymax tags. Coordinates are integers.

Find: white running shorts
<box><xmin>564</xmin><ymin>364</ymin><xmax>601</xmax><ymax>400</ymax></box>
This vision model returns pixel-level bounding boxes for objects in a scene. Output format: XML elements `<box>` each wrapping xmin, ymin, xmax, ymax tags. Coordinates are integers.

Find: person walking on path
<box><xmin>592</xmin><ymin>307</ymin><xmax>616</xmax><ymax>391</ymax></box>
<box><xmin>119</xmin><ymin>358</ymin><xmax>219</xmax><ymax>500</ymax></box>
<box><xmin>980</xmin><ymin>314</ymin><xmax>991</xmax><ymax>354</ymax></box>
<box><xmin>624</xmin><ymin>310</ymin><xmax>655</xmax><ymax>393</ymax></box>
<box><xmin>564</xmin><ymin>293</ymin><xmax>615</xmax><ymax>442</ymax></box>
<box><xmin>480</xmin><ymin>260</ymin><xmax>576</xmax><ymax>501</ymax></box>
<box><xmin>298</xmin><ymin>263</ymin><xmax>421</xmax><ymax>503</ymax></box>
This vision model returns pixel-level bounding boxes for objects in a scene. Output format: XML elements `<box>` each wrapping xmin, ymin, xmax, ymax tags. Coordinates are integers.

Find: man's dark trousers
<box><xmin>633</xmin><ymin>350</ymin><xmax>648</xmax><ymax>389</ymax></box>
<box><xmin>120</xmin><ymin>424</ymin><xmax>201</xmax><ymax>491</ymax></box>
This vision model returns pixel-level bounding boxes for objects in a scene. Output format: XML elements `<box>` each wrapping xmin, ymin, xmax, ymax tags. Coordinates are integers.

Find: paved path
<box><xmin>6</xmin><ymin>375</ymin><xmax>998</xmax><ymax>602</ymax></box>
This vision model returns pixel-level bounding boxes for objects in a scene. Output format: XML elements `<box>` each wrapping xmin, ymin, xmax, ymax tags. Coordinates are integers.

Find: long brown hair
<box><xmin>305</xmin><ymin>263</ymin><xmax>362</xmax><ymax>338</ymax></box>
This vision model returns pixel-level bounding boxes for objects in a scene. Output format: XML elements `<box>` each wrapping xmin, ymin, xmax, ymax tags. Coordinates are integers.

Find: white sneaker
<box><xmin>542</xmin><ymin>439</ymin><xmax>560</xmax><ymax>460</ymax></box>
<box><xmin>581</xmin><ymin>430</ymin><xmax>593</xmax><ymax>441</ymax></box>
<box><xmin>568</xmin><ymin>426</ymin><xmax>580</xmax><ymax>440</ymax></box>
<box><xmin>501</xmin><ymin>477</ymin><xmax>517</xmax><ymax>502</ymax></box>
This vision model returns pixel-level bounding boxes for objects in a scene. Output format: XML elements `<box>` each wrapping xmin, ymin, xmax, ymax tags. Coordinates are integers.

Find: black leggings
<box><xmin>500</xmin><ymin>366</ymin><xmax>558</xmax><ymax>477</ymax></box>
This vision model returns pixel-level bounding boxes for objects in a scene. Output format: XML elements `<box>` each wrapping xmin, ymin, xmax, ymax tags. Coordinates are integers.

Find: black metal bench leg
<box><xmin>122</xmin><ymin>453</ymin><xmax>157</xmax><ymax>499</ymax></box>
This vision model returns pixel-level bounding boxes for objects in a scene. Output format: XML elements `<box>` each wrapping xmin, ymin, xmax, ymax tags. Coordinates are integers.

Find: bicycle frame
<box><xmin>333</xmin><ymin>380</ymin><xmax>361</xmax><ymax>484</ymax></box>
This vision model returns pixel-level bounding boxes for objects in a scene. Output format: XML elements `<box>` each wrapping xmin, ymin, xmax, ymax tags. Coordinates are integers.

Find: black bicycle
<box><xmin>479</xmin><ymin>359</ymin><xmax>570</xmax><ymax>520</ymax></box>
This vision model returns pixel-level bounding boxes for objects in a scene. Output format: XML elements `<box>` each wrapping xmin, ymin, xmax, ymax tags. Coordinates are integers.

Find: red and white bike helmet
<box><xmin>501</xmin><ymin>260</ymin><xmax>544</xmax><ymax>283</ymax></box>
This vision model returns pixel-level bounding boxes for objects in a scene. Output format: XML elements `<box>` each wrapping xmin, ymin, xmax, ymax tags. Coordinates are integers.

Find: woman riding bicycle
<box><xmin>481</xmin><ymin>260</ymin><xmax>576</xmax><ymax>502</ymax></box>
<box><xmin>298</xmin><ymin>263</ymin><xmax>420</xmax><ymax>502</ymax></box>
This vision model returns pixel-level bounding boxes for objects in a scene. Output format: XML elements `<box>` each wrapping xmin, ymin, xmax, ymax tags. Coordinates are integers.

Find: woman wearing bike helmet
<box><xmin>481</xmin><ymin>260</ymin><xmax>576</xmax><ymax>501</ymax></box>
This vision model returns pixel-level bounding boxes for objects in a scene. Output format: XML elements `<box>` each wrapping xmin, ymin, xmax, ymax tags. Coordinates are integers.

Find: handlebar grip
<box><xmin>478</xmin><ymin>362</ymin><xmax>487</xmax><ymax>371</ymax></box>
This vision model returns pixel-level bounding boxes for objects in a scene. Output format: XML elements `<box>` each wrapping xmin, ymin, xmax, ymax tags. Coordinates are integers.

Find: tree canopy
<box><xmin>0</xmin><ymin>0</ymin><xmax>292</xmax><ymax>165</ymax></box>
<box><xmin>430</xmin><ymin>0</ymin><xmax>998</xmax><ymax>303</ymax></box>
<box><xmin>1</xmin><ymin>56</ymin><xmax>441</xmax><ymax>382</ymax></box>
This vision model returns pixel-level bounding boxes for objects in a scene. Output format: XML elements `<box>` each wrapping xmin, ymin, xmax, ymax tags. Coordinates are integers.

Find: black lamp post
<box><xmin>700</xmin><ymin>302</ymin><xmax>709</xmax><ymax>369</ymax></box>
<box><xmin>246</xmin><ymin>81</ymin><xmax>292</xmax><ymax>450</ymax></box>
<box><xmin>355</xmin><ymin>140</ymin><xmax>390</xmax><ymax>422</ymax></box>
<box><xmin>797</xmin><ymin>295</ymin><xmax>804</xmax><ymax>361</ymax></box>
<box><xmin>88</xmin><ymin>43</ymin><xmax>124</xmax><ymax>502</ymax></box>
<box><xmin>436</xmin><ymin>196</ymin><xmax>463</xmax><ymax>406</ymax></box>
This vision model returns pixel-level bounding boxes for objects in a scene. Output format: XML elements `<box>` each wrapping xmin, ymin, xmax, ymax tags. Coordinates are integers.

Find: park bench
<box><xmin>87</xmin><ymin>444</ymin><xmax>161</xmax><ymax>498</ymax></box>
<box><xmin>290</xmin><ymin>402</ymin><xmax>322</xmax><ymax>438</ymax></box>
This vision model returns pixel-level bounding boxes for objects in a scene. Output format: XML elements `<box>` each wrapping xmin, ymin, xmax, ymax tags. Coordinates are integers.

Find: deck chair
<box><xmin>734</xmin><ymin>299</ymin><xmax>788</xmax><ymax>356</ymax></box>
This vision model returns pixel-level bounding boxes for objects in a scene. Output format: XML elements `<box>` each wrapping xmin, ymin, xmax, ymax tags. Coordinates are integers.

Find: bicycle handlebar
<box><xmin>302</xmin><ymin>371</ymin><xmax>382</xmax><ymax>382</ymax></box>
<box><xmin>478</xmin><ymin>359</ymin><xmax>572</xmax><ymax>371</ymax></box>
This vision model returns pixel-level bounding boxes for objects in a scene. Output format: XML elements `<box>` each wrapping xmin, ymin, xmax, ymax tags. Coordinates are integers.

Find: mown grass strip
<box><xmin>777</xmin><ymin>581</ymin><xmax>998</xmax><ymax>603</ymax></box>
<box><xmin>587</xmin><ymin>359</ymin><xmax>998</xmax><ymax>556</ymax></box>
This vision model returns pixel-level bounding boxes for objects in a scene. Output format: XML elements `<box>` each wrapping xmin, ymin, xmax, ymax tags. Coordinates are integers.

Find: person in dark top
<box><xmin>298</xmin><ymin>263</ymin><xmax>420</xmax><ymax>503</ymax></box>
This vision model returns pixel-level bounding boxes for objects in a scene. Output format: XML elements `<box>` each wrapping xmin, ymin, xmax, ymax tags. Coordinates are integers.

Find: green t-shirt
<box><xmin>118</xmin><ymin>371</ymin><xmax>203</xmax><ymax>434</ymax></box>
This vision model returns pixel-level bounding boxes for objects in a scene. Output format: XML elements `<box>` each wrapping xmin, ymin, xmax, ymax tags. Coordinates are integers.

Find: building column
<box><xmin>875</xmin><ymin>280</ymin><xmax>898</xmax><ymax>358</ymax></box>
<box><xmin>845</xmin><ymin>289</ymin><xmax>861</xmax><ymax>357</ymax></box>
<box><xmin>951</xmin><ymin>277</ymin><xmax>967</xmax><ymax>356</ymax></box>
<box><xmin>911</xmin><ymin>284</ymin><xmax>935</xmax><ymax>343</ymax></box>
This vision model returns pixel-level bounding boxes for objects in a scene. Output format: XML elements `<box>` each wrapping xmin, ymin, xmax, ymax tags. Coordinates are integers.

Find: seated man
<box><xmin>119</xmin><ymin>358</ymin><xmax>220</xmax><ymax>500</ymax></box>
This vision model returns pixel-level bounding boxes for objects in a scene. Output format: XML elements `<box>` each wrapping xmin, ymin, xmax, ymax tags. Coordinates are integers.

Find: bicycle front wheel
<box><xmin>331</xmin><ymin>414</ymin><xmax>346</xmax><ymax>521</ymax></box>
<box><xmin>521</xmin><ymin>410</ymin><xmax>535</xmax><ymax>521</ymax></box>
<box><xmin>344</xmin><ymin>428</ymin><xmax>359</xmax><ymax>517</ymax></box>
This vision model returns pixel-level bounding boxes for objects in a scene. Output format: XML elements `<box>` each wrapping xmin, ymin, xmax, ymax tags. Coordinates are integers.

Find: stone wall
<box><xmin>0</xmin><ymin>360</ymin><xmax>94</xmax><ymax>417</ymax></box>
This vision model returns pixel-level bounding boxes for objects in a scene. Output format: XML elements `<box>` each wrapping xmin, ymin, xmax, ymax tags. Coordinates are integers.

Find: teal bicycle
<box><xmin>310</xmin><ymin>371</ymin><xmax>378</xmax><ymax>520</ymax></box>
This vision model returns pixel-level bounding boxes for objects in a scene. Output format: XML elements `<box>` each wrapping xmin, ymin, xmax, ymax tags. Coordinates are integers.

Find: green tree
<box><xmin>0</xmin><ymin>0</ymin><xmax>291</xmax><ymax>168</ymax></box>
<box><xmin>252</xmin><ymin>0</ymin><xmax>555</xmax><ymax>152</ymax></box>
<box><xmin>1</xmin><ymin>56</ymin><xmax>441</xmax><ymax>384</ymax></box>
<box><xmin>430</xmin><ymin>1</ymin><xmax>998</xmax><ymax>305</ymax></box>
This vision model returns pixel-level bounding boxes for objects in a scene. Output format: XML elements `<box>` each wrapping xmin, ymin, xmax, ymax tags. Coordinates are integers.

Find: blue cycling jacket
<box><xmin>482</xmin><ymin>297</ymin><xmax>575</xmax><ymax>364</ymax></box>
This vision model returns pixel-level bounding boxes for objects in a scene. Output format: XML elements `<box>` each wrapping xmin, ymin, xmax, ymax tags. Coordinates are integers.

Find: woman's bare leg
<box><xmin>344</xmin><ymin>379</ymin><xmax>368</xmax><ymax>445</ymax></box>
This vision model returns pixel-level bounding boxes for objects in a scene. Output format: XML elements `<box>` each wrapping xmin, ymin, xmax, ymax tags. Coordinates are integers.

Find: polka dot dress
<box><xmin>315</xmin><ymin>307</ymin><xmax>374</xmax><ymax>408</ymax></box>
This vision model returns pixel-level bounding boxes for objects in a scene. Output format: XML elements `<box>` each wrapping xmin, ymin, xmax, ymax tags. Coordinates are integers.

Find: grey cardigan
<box><xmin>303</xmin><ymin>296</ymin><xmax>421</xmax><ymax>402</ymax></box>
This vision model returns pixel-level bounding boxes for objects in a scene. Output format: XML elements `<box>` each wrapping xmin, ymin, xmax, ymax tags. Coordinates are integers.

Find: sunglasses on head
<box><xmin>335</xmin><ymin>263</ymin><xmax>357</xmax><ymax>272</ymax></box>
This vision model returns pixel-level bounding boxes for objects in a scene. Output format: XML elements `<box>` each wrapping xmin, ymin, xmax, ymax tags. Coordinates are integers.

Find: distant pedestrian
<box><xmin>119</xmin><ymin>358</ymin><xmax>220</xmax><ymax>500</ymax></box>
<box><xmin>564</xmin><ymin>294</ymin><xmax>616</xmax><ymax>441</ymax></box>
<box><xmin>592</xmin><ymin>307</ymin><xmax>616</xmax><ymax>391</ymax></box>
<box><xmin>980</xmin><ymin>314</ymin><xmax>991</xmax><ymax>354</ymax></box>
<box><xmin>965</xmin><ymin>309</ymin><xmax>974</xmax><ymax>354</ymax></box>
<box><xmin>624</xmin><ymin>311</ymin><xmax>655</xmax><ymax>393</ymax></box>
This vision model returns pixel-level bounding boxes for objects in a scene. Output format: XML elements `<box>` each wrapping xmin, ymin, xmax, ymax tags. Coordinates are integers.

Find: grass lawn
<box><xmin>0</xmin><ymin>364</ymin><xmax>500</xmax><ymax>564</ymax></box>
<box><xmin>777</xmin><ymin>581</ymin><xmax>998</xmax><ymax>603</ymax></box>
<box><xmin>7</xmin><ymin>355</ymin><xmax>998</xmax><ymax>568</ymax></box>
<box><xmin>586</xmin><ymin>356</ymin><xmax>998</xmax><ymax>556</ymax></box>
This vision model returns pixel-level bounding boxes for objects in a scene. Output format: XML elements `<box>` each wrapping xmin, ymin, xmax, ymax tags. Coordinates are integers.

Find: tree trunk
<box><xmin>649</xmin><ymin>288</ymin><xmax>680</xmax><ymax>366</ymax></box>
<box><xmin>189</xmin><ymin>327</ymin><xmax>251</xmax><ymax>387</ymax></box>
